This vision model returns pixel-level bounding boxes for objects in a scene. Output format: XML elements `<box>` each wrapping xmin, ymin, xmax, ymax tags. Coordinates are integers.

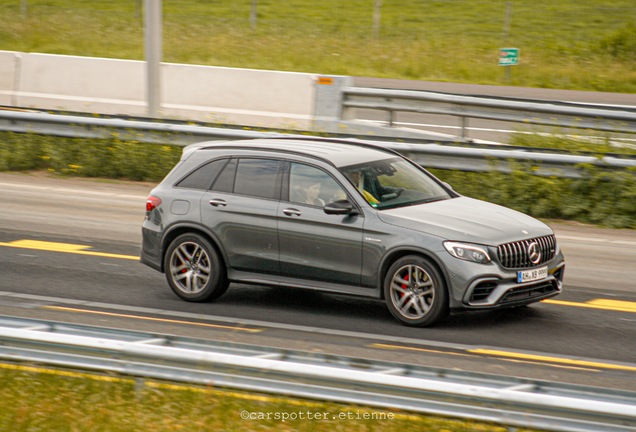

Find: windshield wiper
<box><xmin>400</xmin><ymin>196</ymin><xmax>452</xmax><ymax>207</ymax></box>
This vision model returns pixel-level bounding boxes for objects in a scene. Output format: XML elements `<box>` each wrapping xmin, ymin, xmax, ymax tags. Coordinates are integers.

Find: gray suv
<box><xmin>141</xmin><ymin>138</ymin><xmax>565</xmax><ymax>326</ymax></box>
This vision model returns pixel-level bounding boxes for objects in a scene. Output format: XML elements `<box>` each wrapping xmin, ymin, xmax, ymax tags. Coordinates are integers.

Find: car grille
<box><xmin>497</xmin><ymin>235</ymin><xmax>556</xmax><ymax>269</ymax></box>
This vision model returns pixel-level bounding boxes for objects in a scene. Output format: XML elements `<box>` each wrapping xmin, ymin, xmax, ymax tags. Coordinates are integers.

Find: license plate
<box><xmin>517</xmin><ymin>266</ymin><xmax>548</xmax><ymax>283</ymax></box>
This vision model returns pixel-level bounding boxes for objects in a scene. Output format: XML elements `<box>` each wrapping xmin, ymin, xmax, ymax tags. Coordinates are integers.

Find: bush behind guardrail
<box><xmin>1</xmin><ymin>132</ymin><xmax>635</xmax><ymax>229</ymax></box>
<box><xmin>0</xmin><ymin>132</ymin><xmax>181</xmax><ymax>180</ymax></box>
<box><xmin>430</xmin><ymin>166</ymin><xmax>636</xmax><ymax>229</ymax></box>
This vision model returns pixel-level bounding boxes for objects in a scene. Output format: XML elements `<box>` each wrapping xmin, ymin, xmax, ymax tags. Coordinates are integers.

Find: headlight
<box><xmin>444</xmin><ymin>241</ymin><xmax>491</xmax><ymax>264</ymax></box>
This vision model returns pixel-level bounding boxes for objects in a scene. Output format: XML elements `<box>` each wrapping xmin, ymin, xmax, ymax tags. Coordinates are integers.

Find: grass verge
<box><xmin>0</xmin><ymin>362</ymin><xmax>541</xmax><ymax>432</ymax></box>
<box><xmin>0</xmin><ymin>0</ymin><xmax>635</xmax><ymax>92</ymax></box>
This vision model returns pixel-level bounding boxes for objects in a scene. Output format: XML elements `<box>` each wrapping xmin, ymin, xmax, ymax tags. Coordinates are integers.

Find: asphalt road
<box><xmin>1</xmin><ymin>171</ymin><xmax>635</xmax><ymax>392</ymax></box>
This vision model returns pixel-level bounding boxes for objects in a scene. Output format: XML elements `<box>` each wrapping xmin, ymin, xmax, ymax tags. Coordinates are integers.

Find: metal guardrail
<box><xmin>0</xmin><ymin>108</ymin><xmax>292</xmax><ymax>145</ymax></box>
<box><xmin>2</xmin><ymin>109</ymin><xmax>635</xmax><ymax>178</ymax></box>
<box><xmin>0</xmin><ymin>316</ymin><xmax>635</xmax><ymax>432</ymax></box>
<box><xmin>341</xmin><ymin>87</ymin><xmax>636</xmax><ymax>141</ymax></box>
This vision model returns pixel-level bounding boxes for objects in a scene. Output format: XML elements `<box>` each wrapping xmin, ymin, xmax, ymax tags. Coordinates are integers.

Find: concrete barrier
<box><xmin>1</xmin><ymin>51</ymin><xmax>326</xmax><ymax>129</ymax></box>
<box><xmin>16</xmin><ymin>52</ymin><xmax>145</xmax><ymax>115</ymax></box>
<box><xmin>0</xmin><ymin>51</ymin><xmax>20</xmax><ymax>106</ymax></box>
<box><xmin>162</xmin><ymin>62</ymin><xmax>316</xmax><ymax>128</ymax></box>
<box><xmin>0</xmin><ymin>50</ymin><xmax>429</xmax><ymax>138</ymax></box>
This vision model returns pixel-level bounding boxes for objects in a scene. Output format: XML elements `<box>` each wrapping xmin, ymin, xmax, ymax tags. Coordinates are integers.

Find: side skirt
<box><xmin>227</xmin><ymin>270</ymin><xmax>382</xmax><ymax>299</ymax></box>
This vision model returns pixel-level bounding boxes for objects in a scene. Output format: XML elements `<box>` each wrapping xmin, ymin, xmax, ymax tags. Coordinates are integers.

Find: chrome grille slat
<box><xmin>509</xmin><ymin>242</ymin><xmax>515</xmax><ymax>268</ymax></box>
<box><xmin>504</xmin><ymin>244</ymin><xmax>512</xmax><ymax>268</ymax></box>
<box><xmin>497</xmin><ymin>235</ymin><xmax>557</xmax><ymax>269</ymax></box>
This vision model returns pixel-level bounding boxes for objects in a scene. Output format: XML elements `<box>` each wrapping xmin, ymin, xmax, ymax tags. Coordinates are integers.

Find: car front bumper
<box><xmin>441</xmin><ymin>249</ymin><xmax>565</xmax><ymax>310</ymax></box>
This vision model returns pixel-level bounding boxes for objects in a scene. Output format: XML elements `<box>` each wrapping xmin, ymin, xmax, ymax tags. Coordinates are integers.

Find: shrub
<box><xmin>599</xmin><ymin>23</ymin><xmax>636</xmax><ymax>58</ymax></box>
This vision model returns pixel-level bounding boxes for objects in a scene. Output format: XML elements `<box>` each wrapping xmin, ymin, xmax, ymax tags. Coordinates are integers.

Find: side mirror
<box><xmin>324</xmin><ymin>199</ymin><xmax>358</xmax><ymax>216</ymax></box>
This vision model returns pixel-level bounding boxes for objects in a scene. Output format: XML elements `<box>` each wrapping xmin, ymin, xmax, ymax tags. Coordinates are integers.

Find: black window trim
<box><xmin>173</xmin><ymin>157</ymin><xmax>230</xmax><ymax>191</ymax></box>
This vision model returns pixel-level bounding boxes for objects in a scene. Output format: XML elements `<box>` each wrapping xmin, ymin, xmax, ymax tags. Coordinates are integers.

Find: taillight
<box><xmin>146</xmin><ymin>195</ymin><xmax>162</xmax><ymax>212</ymax></box>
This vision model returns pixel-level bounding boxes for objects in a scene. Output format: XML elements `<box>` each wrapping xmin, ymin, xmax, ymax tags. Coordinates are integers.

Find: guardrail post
<box><xmin>461</xmin><ymin>117</ymin><xmax>469</xmax><ymax>141</ymax></box>
<box><xmin>312</xmin><ymin>75</ymin><xmax>354</xmax><ymax>134</ymax></box>
<box><xmin>387</xmin><ymin>99</ymin><xmax>395</xmax><ymax>127</ymax></box>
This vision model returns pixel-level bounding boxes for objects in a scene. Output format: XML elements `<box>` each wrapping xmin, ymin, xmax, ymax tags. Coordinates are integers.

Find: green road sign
<box><xmin>499</xmin><ymin>48</ymin><xmax>519</xmax><ymax>66</ymax></box>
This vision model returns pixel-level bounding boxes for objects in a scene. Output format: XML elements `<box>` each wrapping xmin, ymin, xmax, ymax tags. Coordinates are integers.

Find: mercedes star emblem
<box><xmin>527</xmin><ymin>242</ymin><xmax>542</xmax><ymax>265</ymax></box>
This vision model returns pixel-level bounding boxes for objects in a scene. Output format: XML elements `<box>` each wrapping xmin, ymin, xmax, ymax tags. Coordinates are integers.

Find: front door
<box><xmin>277</xmin><ymin>162</ymin><xmax>364</xmax><ymax>285</ymax></box>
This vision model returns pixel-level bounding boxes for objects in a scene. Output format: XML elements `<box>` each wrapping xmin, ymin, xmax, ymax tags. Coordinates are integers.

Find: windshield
<box><xmin>340</xmin><ymin>157</ymin><xmax>453</xmax><ymax>209</ymax></box>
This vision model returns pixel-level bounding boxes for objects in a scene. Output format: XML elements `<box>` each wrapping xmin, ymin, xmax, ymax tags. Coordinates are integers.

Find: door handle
<box><xmin>209</xmin><ymin>199</ymin><xmax>227</xmax><ymax>207</ymax></box>
<box><xmin>283</xmin><ymin>208</ymin><xmax>302</xmax><ymax>217</ymax></box>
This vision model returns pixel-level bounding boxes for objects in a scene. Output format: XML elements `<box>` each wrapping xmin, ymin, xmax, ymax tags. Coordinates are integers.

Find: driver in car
<box><xmin>345</xmin><ymin>169</ymin><xmax>403</xmax><ymax>206</ymax></box>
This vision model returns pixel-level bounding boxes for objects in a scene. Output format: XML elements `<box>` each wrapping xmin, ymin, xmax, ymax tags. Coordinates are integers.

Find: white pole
<box><xmin>250</xmin><ymin>0</ymin><xmax>257</xmax><ymax>29</ymax></box>
<box><xmin>373</xmin><ymin>0</ymin><xmax>382</xmax><ymax>39</ymax></box>
<box><xmin>144</xmin><ymin>0</ymin><xmax>162</xmax><ymax>118</ymax></box>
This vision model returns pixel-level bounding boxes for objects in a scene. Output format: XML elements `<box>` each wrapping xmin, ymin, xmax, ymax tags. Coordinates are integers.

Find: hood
<box><xmin>379</xmin><ymin>197</ymin><xmax>553</xmax><ymax>245</ymax></box>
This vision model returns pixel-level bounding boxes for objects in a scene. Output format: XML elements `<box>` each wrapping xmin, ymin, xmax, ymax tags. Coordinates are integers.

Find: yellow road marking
<box><xmin>587</xmin><ymin>299</ymin><xmax>636</xmax><ymax>313</ymax></box>
<box><xmin>468</xmin><ymin>349</ymin><xmax>636</xmax><ymax>372</ymax></box>
<box><xmin>42</xmin><ymin>306</ymin><xmax>263</xmax><ymax>333</ymax></box>
<box><xmin>0</xmin><ymin>239</ymin><xmax>138</xmax><ymax>260</ymax></box>
<box><xmin>2</xmin><ymin>239</ymin><xmax>636</xmax><ymax>314</ymax></box>
<box><xmin>371</xmin><ymin>343</ymin><xmax>635</xmax><ymax>372</ymax></box>
<box><xmin>372</xmin><ymin>344</ymin><xmax>597</xmax><ymax>371</ymax></box>
<box><xmin>370</xmin><ymin>343</ymin><xmax>474</xmax><ymax>358</ymax></box>
<box><xmin>543</xmin><ymin>298</ymin><xmax>636</xmax><ymax>313</ymax></box>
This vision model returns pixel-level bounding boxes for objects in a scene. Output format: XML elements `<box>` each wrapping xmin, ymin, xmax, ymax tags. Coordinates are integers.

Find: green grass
<box><xmin>0</xmin><ymin>363</ymin><xmax>542</xmax><ymax>432</ymax></box>
<box><xmin>0</xmin><ymin>0</ymin><xmax>635</xmax><ymax>92</ymax></box>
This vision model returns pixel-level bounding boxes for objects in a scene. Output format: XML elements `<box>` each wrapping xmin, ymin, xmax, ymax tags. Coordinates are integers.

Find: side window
<box><xmin>212</xmin><ymin>158</ymin><xmax>237</xmax><ymax>193</ymax></box>
<box><xmin>233</xmin><ymin>158</ymin><xmax>282</xmax><ymax>199</ymax></box>
<box><xmin>289</xmin><ymin>163</ymin><xmax>347</xmax><ymax>207</ymax></box>
<box><xmin>176</xmin><ymin>158</ymin><xmax>229</xmax><ymax>190</ymax></box>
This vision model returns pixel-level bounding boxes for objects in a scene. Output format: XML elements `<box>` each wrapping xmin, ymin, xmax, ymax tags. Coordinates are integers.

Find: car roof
<box><xmin>188</xmin><ymin>137</ymin><xmax>400</xmax><ymax>168</ymax></box>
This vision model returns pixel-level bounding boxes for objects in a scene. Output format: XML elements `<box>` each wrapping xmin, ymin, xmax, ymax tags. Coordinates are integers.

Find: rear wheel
<box><xmin>383</xmin><ymin>255</ymin><xmax>449</xmax><ymax>327</ymax></box>
<box><xmin>164</xmin><ymin>233</ymin><xmax>228</xmax><ymax>302</ymax></box>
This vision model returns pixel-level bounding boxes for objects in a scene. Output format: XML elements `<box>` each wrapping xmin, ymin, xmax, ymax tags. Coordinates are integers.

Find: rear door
<box><xmin>201</xmin><ymin>157</ymin><xmax>282</xmax><ymax>274</ymax></box>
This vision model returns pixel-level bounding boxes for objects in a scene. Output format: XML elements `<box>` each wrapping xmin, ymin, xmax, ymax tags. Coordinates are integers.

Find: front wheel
<box><xmin>383</xmin><ymin>256</ymin><xmax>449</xmax><ymax>327</ymax></box>
<box><xmin>164</xmin><ymin>233</ymin><xmax>228</xmax><ymax>302</ymax></box>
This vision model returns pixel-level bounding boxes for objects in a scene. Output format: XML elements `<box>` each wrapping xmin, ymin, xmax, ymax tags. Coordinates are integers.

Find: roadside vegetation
<box><xmin>0</xmin><ymin>0</ymin><xmax>635</xmax><ymax>92</ymax></box>
<box><xmin>0</xmin><ymin>364</ymin><xmax>541</xmax><ymax>432</ymax></box>
<box><xmin>1</xmin><ymin>130</ymin><xmax>635</xmax><ymax>228</ymax></box>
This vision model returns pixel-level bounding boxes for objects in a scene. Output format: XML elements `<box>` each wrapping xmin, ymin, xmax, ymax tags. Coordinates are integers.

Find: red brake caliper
<box><xmin>400</xmin><ymin>273</ymin><xmax>409</xmax><ymax>298</ymax></box>
<box><xmin>181</xmin><ymin>256</ymin><xmax>189</xmax><ymax>273</ymax></box>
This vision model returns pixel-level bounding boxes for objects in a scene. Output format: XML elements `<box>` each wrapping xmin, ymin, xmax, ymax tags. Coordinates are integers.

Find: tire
<box><xmin>164</xmin><ymin>233</ymin><xmax>228</xmax><ymax>302</ymax></box>
<box><xmin>383</xmin><ymin>255</ymin><xmax>449</xmax><ymax>327</ymax></box>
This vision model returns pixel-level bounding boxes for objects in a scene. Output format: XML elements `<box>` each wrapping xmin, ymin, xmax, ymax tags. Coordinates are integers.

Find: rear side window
<box><xmin>233</xmin><ymin>158</ymin><xmax>282</xmax><ymax>199</ymax></box>
<box><xmin>176</xmin><ymin>158</ymin><xmax>229</xmax><ymax>190</ymax></box>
